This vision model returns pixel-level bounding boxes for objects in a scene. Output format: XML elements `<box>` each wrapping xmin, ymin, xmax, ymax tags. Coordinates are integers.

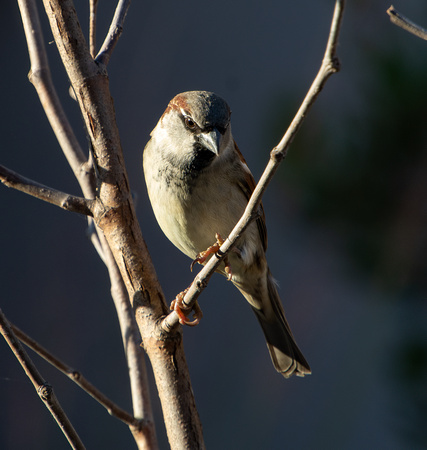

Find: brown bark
<box><xmin>41</xmin><ymin>0</ymin><xmax>204</xmax><ymax>447</ymax></box>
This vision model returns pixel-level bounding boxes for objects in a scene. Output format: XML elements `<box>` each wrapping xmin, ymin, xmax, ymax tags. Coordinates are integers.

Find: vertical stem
<box><xmin>89</xmin><ymin>0</ymin><xmax>98</xmax><ymax>58</ymax></box>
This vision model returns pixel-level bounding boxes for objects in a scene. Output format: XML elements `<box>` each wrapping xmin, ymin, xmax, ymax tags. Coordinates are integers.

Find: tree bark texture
<box><xmin>41</xmin><ymin>0</ymin><xmax>204</xmax><ymax>447</ymax></box>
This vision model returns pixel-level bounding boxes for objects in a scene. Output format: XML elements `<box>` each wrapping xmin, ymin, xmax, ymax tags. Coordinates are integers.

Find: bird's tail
<box><xmin>249</xmin><ymin>270</ymin><xmax>311</xmax><ymax>378</ymax></box>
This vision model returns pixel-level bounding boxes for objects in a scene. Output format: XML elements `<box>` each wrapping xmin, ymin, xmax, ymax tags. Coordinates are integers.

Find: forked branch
<box><xmin>11</xmin><ymin>322</ymin><xmax>144</xmax><ymax>429</ymax></box>
<box><xmin>95</xmin><ymin>0</ymin><xmax>132</xmax><ymax>66</ymax></box>
<box><xmin>0</xmin><ymin>310</ymin><xmax>85</xmax><ymax>450</ymax></box>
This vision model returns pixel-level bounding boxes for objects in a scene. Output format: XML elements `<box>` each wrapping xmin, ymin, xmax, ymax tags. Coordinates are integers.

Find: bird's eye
<box><xmin>184</xmin><ymin>116</ymin><xmax>197</xmax><ymax>130</ymax></box>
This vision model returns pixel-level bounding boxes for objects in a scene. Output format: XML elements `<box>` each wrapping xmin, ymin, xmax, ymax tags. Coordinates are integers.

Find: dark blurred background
<box><xmin>1</xmin><ymin>1</ymin><xmax>427</xmax><ymax>449</ymax></box>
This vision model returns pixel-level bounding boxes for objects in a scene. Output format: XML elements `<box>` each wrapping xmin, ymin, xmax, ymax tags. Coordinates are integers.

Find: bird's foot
<box><xmin>190</xmin><ymin>233</ymin><xmax>233</xmax><ymax>280</ymax></box>
<box><xmin>170</xmin><ymin>288</ymin><xmax>203</xmax><ymax>326</ymax></box>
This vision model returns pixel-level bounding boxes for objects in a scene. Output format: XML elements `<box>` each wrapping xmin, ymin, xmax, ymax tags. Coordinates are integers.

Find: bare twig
<box><xmin>0</xmin><ymin>310</ymin><xmax>85</xmax><ymax>450</ymax></box>
<box><xmin>387</xmin><ymin>5</ymin><xmax>427</xmax><ymax>41</ymax></box>
<box><xmin>0</xmin><ymin>164</ymin><xmax>94</xmax><ymax>216</ymax></box>
<box><xmin>17</xmin><ymin>0</ymin><xmax>94</xmax><ymax>197</ymax></box>
<box><xmin>95</xmin><ymin>0</ymin><xmax>132</xmax><ymax>66</ymax></box>
<box><xmin>10</xmin><ymin>323</ymin><xmax>144</xmax><ymax>429</ymax></box>
<box><xmin>89</xmin><ymin>0</ymin><xmax>99</xmax><ymax>57</ymax></box>
<box><xmin>87</xmin><ymin>220</ymin><xmax>107</xmax><ymax>263</ymax></box>
<box><xmin>96</xmin><ymin>230</ymin><xmax>159</xmax><ymax>448</ymax></box>
<box><xmin>162</xmin><ymin>0</ymin><xmax>345</xmax><ymax>331</ymax></box>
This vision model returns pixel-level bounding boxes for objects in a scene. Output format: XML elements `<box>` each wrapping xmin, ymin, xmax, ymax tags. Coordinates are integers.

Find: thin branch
<box><xmin>0</xmin><ymin>164</ymin><xmax>94</xmax><ymax>216</ymax></box>
<box><xmin>87</xmin><ymin>219</ymin><xmax>107</xmax><ymax>263</ymax></box>
<box><xmin>387</xmin><ymin>5</ymin><xmax>427</xmax><ymax>41</ymax></box>
<box><xmin>274</xmin><ymin>0</ymin><xmax>343</xmax><ymax>157</ymax></box>
<box><xmin>89</xmin><ymin>0</ymin><xmax>98</xmax><ymax>58</ymax></box>
<box><xmin>95</xmin><ymin>0</ymin><xmax>132</xmax><ymax>66</ymax></box>
<box><xmin>86</xmin><ymin>150</ymin><xmax>107</xmax><ymax>262</ymax></box>
<box><xmin>93</xmin><ymin>229</ymin><xmax>159</xmax><ymax>448</ymax></box>
<box><xmin>162</xmin><ymin>0</ymin><xmax>346</xmax><ymax>331</ymax></box>
<box><xmin>10</xmin><ymin>322</ymin><xmax>145</xmax><ymax>429</ymax></box>
<box><xmin>17</xmin><ymin>0</ymin><xmax>95</xmax><ymax>198</ymax></box>
<box><xmin>0</xmin><ymin>310</ymin><xmax>85</xmax><ymax>450</ymax></box>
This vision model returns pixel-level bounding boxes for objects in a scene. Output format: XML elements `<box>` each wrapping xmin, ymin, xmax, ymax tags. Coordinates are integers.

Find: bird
<box><xmin>143</xmin><ymin>90</ymin><xmax>311</xmax><ymax>378</ymax></box>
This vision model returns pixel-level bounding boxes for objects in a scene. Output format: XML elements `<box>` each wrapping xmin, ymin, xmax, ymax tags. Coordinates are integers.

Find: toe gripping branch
<box><xmin>171</xmin><ymin>233</ymin><xmax>233</xmax><ymax>327</ymax></box>
<box><xmin>190</xmin><ymin>233</ymin><xmax>233</xmax><ymax>281</ymax></box>
<box><xmin>170</xmin><ymin>287</ymin><xmax>203</xmax><ymax>326</ymax></box>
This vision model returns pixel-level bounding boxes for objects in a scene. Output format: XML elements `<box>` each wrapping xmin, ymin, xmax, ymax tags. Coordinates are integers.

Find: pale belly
<box><xmin>151</xmin><ymin>178</ymin><xmax>245</xmax><ymax>260</ymax></box>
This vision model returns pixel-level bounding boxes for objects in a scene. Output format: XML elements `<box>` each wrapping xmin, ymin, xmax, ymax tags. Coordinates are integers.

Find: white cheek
<box><xmin>152</xmin><ymin>123</ymin><xmax>171</xmax><ymax>144</ymax></box>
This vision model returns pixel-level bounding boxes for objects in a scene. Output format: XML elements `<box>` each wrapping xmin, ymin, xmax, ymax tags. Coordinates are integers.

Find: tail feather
<box><xmin>251</xmin><ymin>270</ymin><xmax>311</xmax><ymax>378</ymax></box>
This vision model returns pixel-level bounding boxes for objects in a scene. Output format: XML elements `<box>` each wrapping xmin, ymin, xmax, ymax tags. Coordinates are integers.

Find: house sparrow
<box><xmin>143</xmin><ymin>91</ymin><xmax>311</xmax><ymax>378</ymax></box>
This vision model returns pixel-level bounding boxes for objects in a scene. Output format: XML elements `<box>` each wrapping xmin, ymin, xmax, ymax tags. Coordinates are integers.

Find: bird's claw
<box><xmin>224</xmin><ymin>261</ymin><xmax>233</xmax><ymax>281</ymax></box>
<box><xmin>170</xmin><ymin>288</ymin><xmax>203</xmax><ymax>326</ymax></box>
<box><xmin>190</xmin><ymin>233</ymin><xmax>233</xmax><ymax>281</ymax></box>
